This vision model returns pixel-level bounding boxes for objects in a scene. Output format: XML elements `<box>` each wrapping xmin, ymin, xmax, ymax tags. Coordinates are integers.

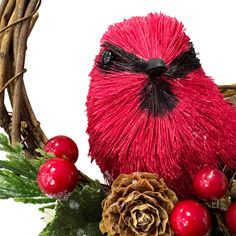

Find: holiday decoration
<box><xmin>193</xmin><ymin>167</ymin><xmax>228</xmax><ymax>201</ymax></box>
<box><xmin>0</xmin><ymin>0</ymin><xmax>236</xmax><ymax>235</ymax></box>
<box><xmin>0</xmin><ymin>134</ymin><xmax>56</xmax><ymax>205</ymax></box>
<box><xmin>100</xmin><ymin>172</ymin><xmax>178</xmax><ymax>236</ymax></box>
<box><xmin>170</xmin><ymin>200</ymin><xmax>211</xmax><ymax>236</ymax></box>
<box><xmin>226</xmin><ymin>202</ymin><xmax>236</xmax><ymax>234</ymax></box>
<box><xmin>0</xmin><ymin>134</ymin><xmax>106</xmax><ymax>236</ymax></box>
<box><xmin>44</xmin><ymin>135</ymin><xmax>79</xmax><ymax>163</ymax></box>
<box><xmin>37</xmin><ymin>158</ymin><xmax>79</xmax><ymax>196</ymax></box>
<box><xmin>87</xmin><ymin>13</ymin><xmax>236</xmax><ymax>197</ymax></box>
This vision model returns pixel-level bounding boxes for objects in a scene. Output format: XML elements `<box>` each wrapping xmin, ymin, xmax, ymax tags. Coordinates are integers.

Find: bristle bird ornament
<box><xmin>87</xmin><ymin>13</ymin><xmax>236</xmax><ymax>197</ymax></box>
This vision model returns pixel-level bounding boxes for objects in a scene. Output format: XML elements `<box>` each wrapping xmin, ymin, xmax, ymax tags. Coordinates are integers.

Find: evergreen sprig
<box><xmin>0</xmin><ymin>133</ymin><xmax>55</xmax><ymax>204</ymax></box>
<box><xmin>40</xmin><ymin>180</ymin><xmax>106</xmax><ymax>236</ymax></box>
<box><xmin>0</xmin><ymin>133</ymin><xmax>107</xmax><ymax>236</ymax></box>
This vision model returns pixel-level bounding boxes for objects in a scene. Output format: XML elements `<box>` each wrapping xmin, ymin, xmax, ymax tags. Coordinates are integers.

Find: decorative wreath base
<box><xmin>0</xmin><ymin>0</ymin><xmax>46</xmax><ymax>154</ymax></box>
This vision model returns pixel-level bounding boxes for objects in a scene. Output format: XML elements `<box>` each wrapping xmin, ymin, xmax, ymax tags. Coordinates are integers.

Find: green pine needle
<box><xmin>0</xmin><ymin>133</ymin><xmax>107</xmax><ymax>236</ymax></box>
<box><xmin>0</xmin><ymin>133</ymin><xmax>55</xmax><ymax>204</ymax></box>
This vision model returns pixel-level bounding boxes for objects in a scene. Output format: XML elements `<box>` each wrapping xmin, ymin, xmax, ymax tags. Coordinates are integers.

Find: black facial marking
<box><xmin>98</xmin><ymin>42</ymin><xmax>200</xmax><ymax>117</ymax></box>
<box><xmin>166</xmin><ymin>45</ymin><xmax>201</xmax><ymax>78</ymax></box>
<box><xmin>140</xmin><ymin>77</ymin><xmax>178</xmax><ymax>117</ymax></box>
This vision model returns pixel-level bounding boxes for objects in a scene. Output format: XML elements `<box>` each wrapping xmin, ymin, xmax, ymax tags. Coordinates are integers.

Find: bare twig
<box><xmin>12</xmin><ymin>0</ymin><xmax>41</xmax><ymax>144</ymax></box>
<box><xmin>0</xmin><ymin>0</ymin><xmax>9</xmax><ymax>20</ymax></box>
<box><xmin>0</xmin><ymin>69</ymin><xmax>26</xmax><ymax>94</ymax></box>
<box><xmin>0</xmin><ymin>0</ymin><xmax>47</xmax><ymax>152</ymax></box>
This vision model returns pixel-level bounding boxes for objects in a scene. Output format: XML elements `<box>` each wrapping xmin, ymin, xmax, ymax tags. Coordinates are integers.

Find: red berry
<box><xmin>193</xmin><ymin>167</ymin><xmax>228</xmax><ymax>201</ymax></box>
<box><xmin>226</xmin><ymin>202</ymin><xmax>236</xmax><ymax>233</ymax></box>
<box><xmin>44</xmin><ymin>135</ymin><xmax>79</xmax><ymax>163</ymax></box>
<box><xmin>37</xmin><ymin>158</ymin><xmax>78</xmax><ymax>196</ymax></box>
<box><xmin>170</xmin><ymin>199</ymin><xmax>211</xmax><ymax>236</ymax></box>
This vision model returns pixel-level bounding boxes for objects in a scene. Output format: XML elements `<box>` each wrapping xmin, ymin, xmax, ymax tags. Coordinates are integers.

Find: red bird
<box><xmin>87</xmin><ymin>13</ymin><xmax>236</xmax><ymax>197</ymax></box>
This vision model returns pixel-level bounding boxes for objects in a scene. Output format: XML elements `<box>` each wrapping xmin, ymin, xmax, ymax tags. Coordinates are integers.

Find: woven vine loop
<box><xmin>0</xmin><ymin>0</ymin><xmax>47</xmax><ymax>154</ymax></box>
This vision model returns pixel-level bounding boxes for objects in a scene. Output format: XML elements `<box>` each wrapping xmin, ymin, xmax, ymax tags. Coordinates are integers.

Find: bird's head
<box><xmin>89</xmin><ymin>13</ymin><xmax>202</xmax><ymax>117</ymax></box>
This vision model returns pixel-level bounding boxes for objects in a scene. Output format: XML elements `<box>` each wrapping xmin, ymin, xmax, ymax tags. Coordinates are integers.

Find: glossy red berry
<box><xmin>44</xmin><ymin>135</ymin><xmax>79</xmax><ymax>163</ymax></box>
<box><xmin>170</xmin><ymin>199</ymin><xmax>211</xmax><ymax>236</ymax></box>
<box><xmin>226</xmin><ymin>202</ymin><xmax>236</xmax><ymax>233</ymax></box>
<box><xmin>37</xmin><ymin>158</ymin><xmax>78</xmax><ymax>196</ymax></box>
<box><xmin>193</xmin><ymin>167</ymin><xmax>228</xmax><ymax>201</ymax></box>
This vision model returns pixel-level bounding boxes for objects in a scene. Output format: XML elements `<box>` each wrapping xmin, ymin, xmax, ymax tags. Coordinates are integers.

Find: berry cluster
<box><xmin>37</xmin><ymin>136</ymin><xmax>79</xmax><ymax>197</ymax></box>
<box><xmin>37</xmin><ymin>138</ymin><xmax>236</xmax><ymax>235</ymax></box>
<box><xmin>170</xmin><ymin>167</ymin><xmax>236</xmax><ymax>235</ymax></box>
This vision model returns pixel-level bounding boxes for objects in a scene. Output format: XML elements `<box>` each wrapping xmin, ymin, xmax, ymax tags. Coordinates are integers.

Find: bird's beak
<box><xmin>144</xmin><ymin>58</ymin><xmax>167</xmax><ymax>77</ymax></box>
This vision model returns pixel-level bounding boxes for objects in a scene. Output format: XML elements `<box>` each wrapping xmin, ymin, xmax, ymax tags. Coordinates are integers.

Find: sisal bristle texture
<box><xmin>87</xmin><ymin>13</ymin><xmax>236</xmax><ymax>198</ymax></box>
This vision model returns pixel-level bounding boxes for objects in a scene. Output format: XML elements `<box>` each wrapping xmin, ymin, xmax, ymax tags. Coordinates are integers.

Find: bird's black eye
<box><xmin>102</xmin><ymin>50</ymin><xmax>113</xmax><ymax>65</ymax></box>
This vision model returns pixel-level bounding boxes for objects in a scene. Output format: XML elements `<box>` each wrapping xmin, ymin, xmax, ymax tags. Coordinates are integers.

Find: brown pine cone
<box><xmin>100</xmin><ymin>172</ymin><xmax>178</xmax><ymax>236</ymax></box>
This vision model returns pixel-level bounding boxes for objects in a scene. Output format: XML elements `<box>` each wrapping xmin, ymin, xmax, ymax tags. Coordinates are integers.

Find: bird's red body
<box><xmin>87</xmin><ymin>13</ymin><xmax>236</xmax><ymax>197</ymax></box>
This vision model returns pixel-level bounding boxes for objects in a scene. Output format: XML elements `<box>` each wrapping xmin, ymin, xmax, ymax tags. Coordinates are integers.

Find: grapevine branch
<box><xmin>0</xmin><ymin>0</ymin><xmax>47</xmax><ymax>155</ymax></box>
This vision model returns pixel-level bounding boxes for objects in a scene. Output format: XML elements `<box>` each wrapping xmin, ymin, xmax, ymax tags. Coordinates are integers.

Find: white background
<box><xmin>0</xmin><ymin>0</ymin><xmax>236</xmax><ymax>235</ymax></box>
